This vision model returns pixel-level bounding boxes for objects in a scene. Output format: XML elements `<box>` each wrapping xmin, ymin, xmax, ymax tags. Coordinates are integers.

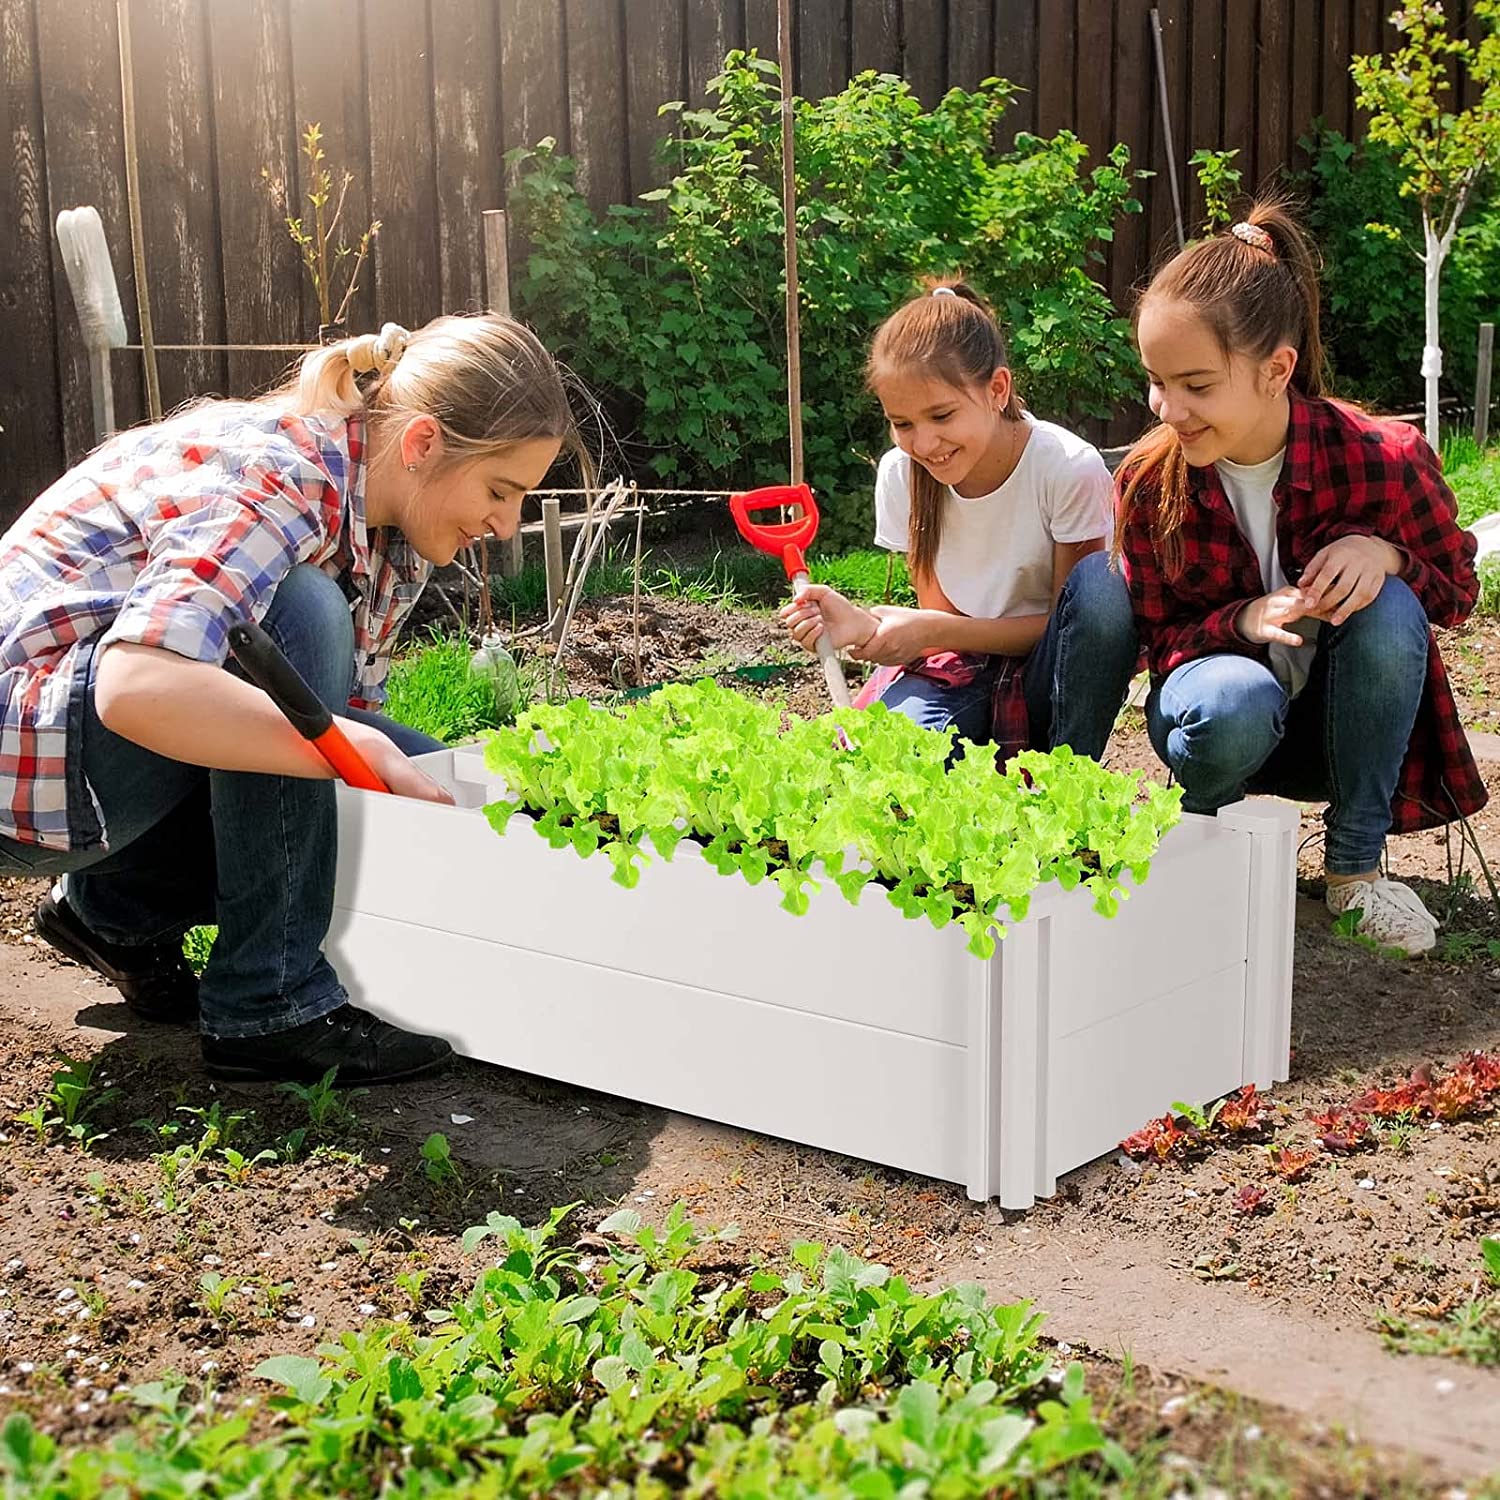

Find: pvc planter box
<box><xmin>330</xmin><ymin>746</ymin><xmax>1298</xmax><ymax>1209</ymax></box>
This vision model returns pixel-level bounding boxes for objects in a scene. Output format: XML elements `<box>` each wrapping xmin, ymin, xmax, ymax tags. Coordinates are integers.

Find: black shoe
<box><xmin>201</xmin><ymin>1003</ymin><xmax>454</xmax><ymax>1085</ymax></box>
<box><xmin>34</xmin><ymin>886</ymin><xmax>199</xmax><ymax>1026</ymax></box>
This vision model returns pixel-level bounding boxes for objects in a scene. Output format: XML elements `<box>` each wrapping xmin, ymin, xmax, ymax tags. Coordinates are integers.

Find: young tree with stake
<box><xmin>1351</xmin><ymin>2</ymin><xmax>1500</xmax><ymax>446</ymax></box>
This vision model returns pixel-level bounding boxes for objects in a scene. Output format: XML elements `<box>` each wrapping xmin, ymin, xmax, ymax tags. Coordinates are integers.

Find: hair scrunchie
<box><xmin>348</xmin><ymin>321</ymin><xmax>411</xmax><ymax>376</ymax></box>
<box><xmin>1229</xmin><ymin>221</ymin><xmax>1274</xmax><ymax>255</ymax></box>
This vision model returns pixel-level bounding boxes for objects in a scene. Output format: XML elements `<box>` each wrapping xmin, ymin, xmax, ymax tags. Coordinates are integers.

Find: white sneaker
<box><xmin>1325</xmin><ymin>877</ymin><xmax>1438</xmax><ymax>956</ymax></box>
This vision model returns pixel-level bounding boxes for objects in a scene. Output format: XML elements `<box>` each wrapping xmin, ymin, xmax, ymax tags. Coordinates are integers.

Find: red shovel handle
<box><xmin>728</xmin><ymin>484</ymin><xmax>820</xmax><ymax>579</ymax></box>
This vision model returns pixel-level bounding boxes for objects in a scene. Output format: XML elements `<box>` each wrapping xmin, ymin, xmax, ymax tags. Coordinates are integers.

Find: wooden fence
<box><xmin>0</xmin><ymin>0</ymin><xmax>1481</xmax><ymax>518</ymax></box>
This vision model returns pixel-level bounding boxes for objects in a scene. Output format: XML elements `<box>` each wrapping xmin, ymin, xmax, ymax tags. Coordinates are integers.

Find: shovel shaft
<box><xmin>792</xmin><ymin>572</ymin><xmax>851</xmax><ymax>708</ymax></box>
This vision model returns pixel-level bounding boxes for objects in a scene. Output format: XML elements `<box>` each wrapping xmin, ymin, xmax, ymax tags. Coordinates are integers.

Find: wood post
<box><xmin>543</xmin><ymin>494</ymin><xmax>565</xmax><ymax>643</ymax></box>
<box><xmin>483</xmin><ymin>207</ymin><xmax>525</xmax><ymax>579</ymax></box>
<box><xmin>1477</xmin><ymin>322</ymin><xmax>1494</xmax><ymax>450</ymax></box>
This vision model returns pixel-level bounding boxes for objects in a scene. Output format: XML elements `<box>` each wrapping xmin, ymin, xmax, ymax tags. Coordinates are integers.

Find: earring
<box><xmin>406</xmin><ymin>463</ymin><xmax>417</xmax><ymax>473</ymax></box>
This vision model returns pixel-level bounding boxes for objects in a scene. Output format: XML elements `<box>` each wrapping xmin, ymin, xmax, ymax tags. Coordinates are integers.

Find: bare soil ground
<box><xmin>1</xmin><ymin>596</ymin><xmax>1498</xmax><ymax>1492</ymax></box>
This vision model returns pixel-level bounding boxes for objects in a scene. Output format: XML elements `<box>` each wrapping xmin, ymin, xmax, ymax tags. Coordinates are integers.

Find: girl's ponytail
<box><xmin>867</xmin><ymin>278</ymin><xmax>1024</xmax><ymax>584</ymax></box>
<box><xmin>1113</xmin><ymin>196</ymin><xmax>1326</xmax><ymax>577</ymax></box>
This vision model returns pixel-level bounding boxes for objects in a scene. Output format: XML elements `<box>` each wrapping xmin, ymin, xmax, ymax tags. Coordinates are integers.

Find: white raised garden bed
<box><xmin>329</xmin><ymin>746</ymin><xmax>1297</xmax><ymax>1209</ymax></box>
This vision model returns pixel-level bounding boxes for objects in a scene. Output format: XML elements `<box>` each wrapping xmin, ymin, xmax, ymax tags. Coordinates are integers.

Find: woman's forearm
<box><xmin>95</xmin><ymin>642</ymin><xmax>336</xmax><ymax>778</ymax></box>
<box><xmin>914</xmin><ymin>609</ymin><xmax>1048</xmax><ymax>657</ymax></box>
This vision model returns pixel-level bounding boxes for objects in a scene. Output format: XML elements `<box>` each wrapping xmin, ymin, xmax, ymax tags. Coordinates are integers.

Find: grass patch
<box><xmin>1443</xmin><ymin>431</ymin><xmax>1500</xmax><ymax>529</ymax></box>
<box><xmin>383</xmin><ymin>633</ymin><xmax>527</xmax><ymax>744</ymax></box>
<box><xmin>1379</xmin><ymin>1237</ymin><xmax>1500</xmax><ymax>1366</ymax></box>
<box><xmin>489</xmin><ymin>544</ymin><xmax>914</xmax><ymax>618</ymax></box>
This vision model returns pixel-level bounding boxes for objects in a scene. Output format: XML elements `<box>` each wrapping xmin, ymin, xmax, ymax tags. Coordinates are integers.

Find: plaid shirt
<box><xmin>1117</xmin><ymin>392</ymin><xmax>1485</xmax><ymax>834</ymax></box>
<box><xmin>855</xmin><ymin>652</ymin><xmax>1033</xmax><ymax>761</ymax></box>
<box><xmin>0</xmin><ymin>405</ymin><xmax>429</xmax><ymax>851</ymax></box>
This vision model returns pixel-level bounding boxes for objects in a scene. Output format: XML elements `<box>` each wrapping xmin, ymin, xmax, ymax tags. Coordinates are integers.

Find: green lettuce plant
<box><xmin>481</xmin><ymin>680</ymin><xmax>1181</xmax><ymax>958</ymax></box>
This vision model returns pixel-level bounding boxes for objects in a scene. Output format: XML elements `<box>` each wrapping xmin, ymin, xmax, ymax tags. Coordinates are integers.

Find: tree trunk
<box><xmin>1423</xmin><ymin>215</ymin><xmax>1444</xmax><ymax>450</ymax></box>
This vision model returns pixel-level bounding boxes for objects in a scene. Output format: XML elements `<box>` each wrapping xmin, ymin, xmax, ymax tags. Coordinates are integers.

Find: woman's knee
<box><xmin>1059</xmin><ymin>551</ymin><xmax>1136</xmax><ymax>644</ymax></box>
<box><xmin>1330</xmin><ymin>573</ymin><xmax>1428</xmax><ymax>668</ymax></box>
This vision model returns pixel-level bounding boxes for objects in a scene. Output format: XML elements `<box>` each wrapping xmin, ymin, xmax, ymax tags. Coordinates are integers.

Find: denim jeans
<box><xmin>878</xmin><ymin>551</ymin><xmax>1139</xmax><ymax>759</ymax></box>
<box><xmin>1145</xmin><ymin>574</ymin><xmax>1429</xmax><ymax>873</ymax></box>
<box><xmin>0</xmin><ymin>564</ymin><xmax>443</xmax><ymax>1037</ymax></box>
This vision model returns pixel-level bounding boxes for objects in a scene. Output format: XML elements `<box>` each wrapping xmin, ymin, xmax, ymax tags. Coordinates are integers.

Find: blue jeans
<box><xmin>1145</xmin><ymin>575</ymin><xmax>1429</xmax><ymax>873</ymax></box>
<box><xmin>878</xmin><ymin>551</ymin><xmax>1139</xmax><ymax>759</ymax></box>
<box><xmin>0</xmin><ymin>565</ymin><xmax>443</xmax><ymax>1037</ymax></box>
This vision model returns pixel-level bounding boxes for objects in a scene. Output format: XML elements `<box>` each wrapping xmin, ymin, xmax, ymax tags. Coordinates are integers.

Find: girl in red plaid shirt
<box><xmin>1114</xmin><ymin>202</ymin><xmax>1484</xmax><ymax>955</ymax></box>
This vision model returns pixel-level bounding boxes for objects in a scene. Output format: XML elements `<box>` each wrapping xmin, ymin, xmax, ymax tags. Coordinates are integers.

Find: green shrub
<box><xmin>1295</xmin><ymin>125</ymin><xmax>1500</xmax><ymax>411</ymax></box>
<box><xmin>509</xmin><ymin>54</ymin><xmax>1143</xmax><ymax>549</ymax></box>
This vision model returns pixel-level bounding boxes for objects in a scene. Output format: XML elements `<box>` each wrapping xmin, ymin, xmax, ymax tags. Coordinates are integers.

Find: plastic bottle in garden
<box><xmin>471</xmin><ymin>631</ymin><xmax>521</xmax><ymax>723</ymax></box>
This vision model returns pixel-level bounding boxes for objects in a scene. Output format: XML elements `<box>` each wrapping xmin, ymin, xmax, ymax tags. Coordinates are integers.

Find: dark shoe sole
<box><xmin>202</xmin><ymin>1048</ymin><xmax>454</xmax><ymax>1087</ymax></box>
<box><xmin>34</xmin><ymin>898</ymin><xmax>199</xmax><ymax>1026</ymax></box>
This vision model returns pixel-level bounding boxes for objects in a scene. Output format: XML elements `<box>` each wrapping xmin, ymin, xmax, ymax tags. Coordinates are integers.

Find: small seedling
<box><xmin>198</xmin><ymin>1272</ymin><xmax>240</xmax><ymax>1321</ymax></box>
<box><xmin>219</xmin><ymin>1147</ymin><xmax>278</xmax><ymax>1187</ymax></box>
<box><xmin>277</xmin><ymin>1068</ymin><xmax>366</xmax><ymax>1137</ymax></box>
<box><xmin>420</xmin><ymin>1132</ymin><xmax>461</xmax><ymax>1187</ymax></box>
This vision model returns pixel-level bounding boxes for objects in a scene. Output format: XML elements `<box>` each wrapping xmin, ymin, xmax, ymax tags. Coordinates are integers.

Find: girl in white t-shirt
<box><xmin>783</xmin><ymin>281</ymin><xmax>1137</xmax><ymax>758</ymax></box>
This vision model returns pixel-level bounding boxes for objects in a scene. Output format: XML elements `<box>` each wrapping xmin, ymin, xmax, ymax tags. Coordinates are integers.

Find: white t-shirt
<box><xmin>1214</xmin><ymin>449</ymin><xmax>1320</xmax><ymax>698</ymax></box>
<box><xmin>873</xmin><ymin>414</ymin><xmax>1113</xmax><ymax>620</ymax></box>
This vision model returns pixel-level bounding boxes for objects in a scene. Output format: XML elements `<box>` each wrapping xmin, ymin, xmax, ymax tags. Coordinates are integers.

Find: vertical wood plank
<box><xmin>365</xmin><ymin>0</ymin><xmax>441</xmax><ymax>329</ymax></box>
<box><xmin>743</xmin><ymin>0</ymin><xmax>780</xmax><ymax>67</ymax></box>
<box><xmin>797</xmin><ymin>0</ymin><xmax>848</xmax><ymax>101</ymax></box>
<box><xmin>684</xmin><ymin>0</ymin><xmax>743</xmax><ymax>98</ymax></box>
<box><xmin>0</xmin><ymin>0</ymin><xmax>62</xmax><ymax>509</ymax></box>
<box><xmin>38</xmin><ymin>0</ymin><xmax>144</xmax><ymax>451</ymax></box>
<box><xmin>1073</xmin><ymin>0</ymin><xmax>1113</xmax><ymax>169</ymax></box>
<box><xmin>1147</xmin><ymin>0</ymin><xmax>1187</xmax><ymax>261</ymax></box>
<box><xmin>1113</xmin><ymin>0</ymin><xmax>1153</xmax><ymax>308</ymax></box>
<box><xmin>1034</xmin><ymin>0</ymin><xmax>1073</xmax><ymax>136</ymax></box>
<box><xmin>1351</xmin><ymin>0</ymin><xmax>1383</xmax><ymax>132</ymax></box>
<box><xmin>946</xmin><ymin>0</ymin><xmax>993</xmax><ymax>92</ymax></box>
<box><xmin>1320</xmin><ymin>0</ymin><xmax>1352</xmax><ymax>139</ymax></box>
<box><xmin>564</xmin><ymin>0</ymin><xmax>628</xmax><ymax>211</ymax></box>
<box><xmin>1221</xmin><ymin>0</ymin><xmax>1256</xmax><ymax>200</ymax></box>
<box><xmin>992</xmin><ymin>0</ymin><xmax>1038</xmax><ymax>142</ymax></box>
<box><xmin>850</xmin><ymin>0</ymin><xmax>900</xmax><ymax>75</ymax></box>
<box><xmin>289</xmin><ymin>0</ymin><xmax>375</xmax><ymax>338</ymax></box>
<box><xmin>1186</xmin><ymin>0</ymin><xmax>1224</xmax><ymax>229</ymax></box>
<box><xmin>902</xmin><ymin>0</ymin><xmax>947</xmax><ymax>107</ymax></box>
<box><xmin>129</xmin><ymin>0</ymin><xmax>226</xmax><ymax>411</ymax></box>
<box><xmin>1256</xmin><ymin>0</ymin><xmax>1290</xmax><ymax>187</ymax></box>
<box><xmin>208</xmin><ymin>0</ymin><xmax>301</xmax><ymax>396</ymax></box>
<box><xmin>622</xmin><ymin>0</ymin><xmax>685</xmax><ymax>197</ymax></box>
<box><xmin>431</xmin><ymin>0</ymin><xmax>502</xmax><ymax>313</ymax></box>
<box><xmin>500</xmin><ymin>0</ymin><xmax>569</xmax><ymax>161</ymax></box>
<box><xmin>1287</xmin><ymin>0</ymin><xmax>1319</xmax><ymax>164</ymax></box>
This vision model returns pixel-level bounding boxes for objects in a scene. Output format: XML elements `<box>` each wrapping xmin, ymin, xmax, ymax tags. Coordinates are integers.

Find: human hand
<box><xmin>1297</xmin><ymin>535</ymin><xmax>1402</xmax><ymax>626</ymax></box>
<box><xmin>1235</xmin><ymin>586</ymin><xmax>1315</xmax><ymax>647</ymax></box>
<box><xmin>338</xmin><ymin>718</ymin><xmax>456</xmax><ymax>804</ymax></box>
<box><xmin>779</xmin><ymin>584</ymin><xmax>878</xmax><ymax>654</ymax></box>
<box><xmin>849</xmin><ymin>605</ymin><xmax>933</xmax><ymax>666</ymax></box>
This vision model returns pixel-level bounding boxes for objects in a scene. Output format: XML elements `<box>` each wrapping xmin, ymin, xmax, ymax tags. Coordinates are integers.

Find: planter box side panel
<box><xmin>334</xmin><ymin>778</ymin><xmax>972</xmax><ymax>1046</ymax></box>
<box><xmin>326</xmin><ymin>909</ymin><xmax>973</xmax><ymax>1184</ymax></box>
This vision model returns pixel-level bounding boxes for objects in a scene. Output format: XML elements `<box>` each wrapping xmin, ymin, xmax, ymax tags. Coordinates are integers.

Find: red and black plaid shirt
<box><xmin>1116</xmin><ymin>393</ymin><xmax>1485</xmax><ymax>835</ymax></box>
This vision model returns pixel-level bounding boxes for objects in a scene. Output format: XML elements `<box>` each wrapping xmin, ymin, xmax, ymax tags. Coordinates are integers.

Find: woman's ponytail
<box><xmin>282</xmin><ymin>322</ymin><xmax>412</xmax><ymax>417</ymax></box>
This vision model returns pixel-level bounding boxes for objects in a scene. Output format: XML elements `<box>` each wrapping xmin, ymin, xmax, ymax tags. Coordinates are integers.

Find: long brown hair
<box><xmin>1115</xmin><ymin>200</ymin><xmax>1327</xmax><ymax>577</ymax></box>
<box><xmin>866</xmin><ymin>279</ymin><xmax>1025</xmax><ymax>585</ymax></box>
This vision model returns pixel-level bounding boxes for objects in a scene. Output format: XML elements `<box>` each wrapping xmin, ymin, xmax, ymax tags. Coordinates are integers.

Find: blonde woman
<box><xmin>0</xmin><ymin>315</ymin><xmax>580</xmax><ymax>1082</ymax></box>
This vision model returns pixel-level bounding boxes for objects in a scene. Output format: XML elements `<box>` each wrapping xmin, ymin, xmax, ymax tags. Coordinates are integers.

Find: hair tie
<box><xmin>348</xmin><ymin>321</ymin><xmax>411</xmax><ymax>377</ymax></box>
<box><xmin>931</xmin><ymin>286</ymin><xmax>958</xmax><ymax>299</ymax></box>
<box><xmin>1230</xmin><ymin>222</ymin><xmax>1275</xmax><ymax>255</ymax></box>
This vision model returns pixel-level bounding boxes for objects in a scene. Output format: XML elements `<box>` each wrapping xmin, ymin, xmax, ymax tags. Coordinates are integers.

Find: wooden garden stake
<box><xmin>543</xmin><ymin>494</ymin><xmax>565</xmax><ymax>642</ymax></box>
<box><xmin>631</xmin><ymin>484</ymin><xmax>645</xmax><ymax>684</ymax></box>
<box><xmin>115</xmin><ymin>0</ymin><xmax>162</xmax><ymax>420</ymax></box>
<box><xmin>777</xmin><ymin>0</ymin><xmax>804</xmax><ymax>487</ymax></box>
<box><xmin>483</xmin><ymin>208</ymin><xmax>525</xmax><ymax>578</ymax></box>
<box><xmin>1150</xmin><ymin>8</ymin><xmax>1186</xmax><ymax>252</ymax></box>
<box><xmin>1477</xmin><ymin>322</ymin><xmax>1494</xmax><ymax>449</ymax></box>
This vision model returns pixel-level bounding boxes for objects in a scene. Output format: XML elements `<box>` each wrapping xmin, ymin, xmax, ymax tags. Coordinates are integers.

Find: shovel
<box><xmin>227</xmin><ymin>619</ymin><xmax>390</xmax><ymax>792</ymax></box>
<box><xmin>729</xmin><ymin>484</ymin><xmax>851</xmax><ymax>709</ymax></box>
